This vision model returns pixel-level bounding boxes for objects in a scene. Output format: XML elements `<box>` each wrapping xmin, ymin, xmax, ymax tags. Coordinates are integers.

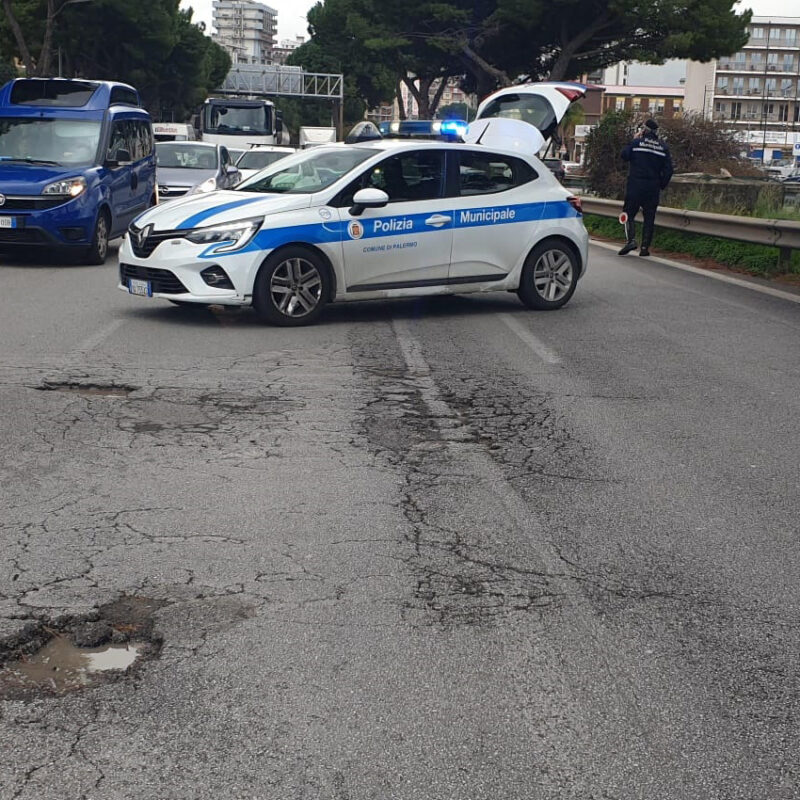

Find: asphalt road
<box><xmin>1</xmin><ymin>242</ymin><xmax>799</xmax><ymax>799</ymax></box>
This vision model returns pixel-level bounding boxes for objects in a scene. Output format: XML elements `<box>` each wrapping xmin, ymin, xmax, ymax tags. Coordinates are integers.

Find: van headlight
<box><xmin>190</xmin><ymin>177</ymin><xmax>218</xmax><ymax>194</ymax></box>
<box><xmin>185</xmin><ymin>217</ymin><xmax>263</xmax><ymax>253</ymax></box>
<box><xmin>42</xmin><ymin>177</ymin><xmax>87</xmax><ymax>197</ymax></box>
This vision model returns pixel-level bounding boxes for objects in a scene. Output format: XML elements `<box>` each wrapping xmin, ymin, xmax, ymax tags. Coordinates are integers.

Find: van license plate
<box><xmin>0</xmin><ymin>217</ymin><xmax>18</xmax><ymax>229</ymax></box>
<box><xmin>128</xmin><ymin>278</ymin><xmax>152</xmax><ymax>297</ymax></box>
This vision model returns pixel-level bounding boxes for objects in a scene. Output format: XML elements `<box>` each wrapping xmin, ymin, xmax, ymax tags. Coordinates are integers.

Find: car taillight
<box><xmin>567</xmin><ymin>196</ymin><xmax>582</xmax><ymax>213</ymax></box>
<box><xmin>556</xmin><ymin>87</ymin><xmax>585</xmax><ymax>102</ymax></box>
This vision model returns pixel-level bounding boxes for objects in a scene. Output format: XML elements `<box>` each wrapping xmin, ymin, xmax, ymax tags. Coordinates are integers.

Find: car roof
<box><xmin>156</xmin><ymin>141</ymin><xmax>216</xmax><ymax>148</ymax></box>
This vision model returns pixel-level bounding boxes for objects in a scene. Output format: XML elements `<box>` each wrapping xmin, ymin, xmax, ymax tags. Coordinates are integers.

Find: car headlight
<box><xmin>184</xmin><ymin>217</ymin><xmax>263</xmax><ymax>253</ymax></box>
<box><xmin>42</xmin><ymin>177</ymin><xmax>87</xmax><ymax>197</ymax></box>
<box><xmin>190</xmin><ymin>177</ymin><xmax>218</xmax><ymax>195</ymax></box>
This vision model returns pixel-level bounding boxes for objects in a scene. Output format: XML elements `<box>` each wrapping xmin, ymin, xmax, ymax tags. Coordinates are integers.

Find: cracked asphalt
<box><xmin>1</xmin><ymin>243</ymin><xmax>799</xmax><ymax>799</ymax></box>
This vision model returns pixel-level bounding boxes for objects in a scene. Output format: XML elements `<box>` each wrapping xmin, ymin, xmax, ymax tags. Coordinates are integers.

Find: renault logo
<box><xmin>135</xmin><ymin>224</ymin><xmax>152</xmax><ymax>248</ymax></box>
<box><xmin>0</xmin><ymin>194</ymin><xmax>5</xmax><ymax>207</ymax></box>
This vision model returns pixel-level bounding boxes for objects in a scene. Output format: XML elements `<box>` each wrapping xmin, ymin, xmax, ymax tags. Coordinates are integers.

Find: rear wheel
<box><xmin>85</xmin><ymin>211</ymin><xmax>110</xmax><ymax>265</ymax></box>
<box><xmin>517</xmin><ymin>240</ymin><xmax>578</xmax><ymax>310</ymax></box>
<box><xmin>253</xmin><ymin>247</ymin><xmax>329</xmax><ymax>326</ymax></box>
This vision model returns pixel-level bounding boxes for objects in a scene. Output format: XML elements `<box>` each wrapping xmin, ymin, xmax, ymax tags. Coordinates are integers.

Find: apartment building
<box><xmin>212</xmin><ymin>0</ymin><xmax>278</xmax><ymax>66</ymax></box>
<box><xmin>684</xmin><ymin>16</ymin><xmax>800</xmax><ymax>157</ymax></box>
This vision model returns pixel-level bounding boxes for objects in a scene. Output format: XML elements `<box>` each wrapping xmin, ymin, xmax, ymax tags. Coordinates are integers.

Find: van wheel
<box><xmin>85</xmin><ymin>211</ymin><xmax>110</xmax><ymax>265</ymax></box>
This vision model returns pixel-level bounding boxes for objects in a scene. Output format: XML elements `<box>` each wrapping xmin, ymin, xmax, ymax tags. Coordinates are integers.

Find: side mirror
<box><xmin>107</xmin><ymin>148</ymin><xmax>132</xmax><ymax>167</ymax></box>
<box><xmin>276</xmin><ymin>112</ymin><xmax>283</xmax><ymax>135</ymax></box>
<box><xmin>349</xmin><ymin>187</ymin><xmax>389</xmax><ymax>216</ymax></box>
<box><xmin>226</xmin><ymin>164</ymin><xmax>239</xmax><ymax>175</ymax></box>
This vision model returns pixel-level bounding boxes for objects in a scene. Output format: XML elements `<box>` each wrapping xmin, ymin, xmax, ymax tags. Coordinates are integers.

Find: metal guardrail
<box><xmin>581</xmin><ymin>197</ymin><xmax>800</xmax><ymax>267</ymax></box>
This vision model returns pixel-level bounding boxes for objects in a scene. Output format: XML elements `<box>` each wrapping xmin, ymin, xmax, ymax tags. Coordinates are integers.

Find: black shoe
<box><xmin>618</xmin><ymin>241</ymin><xmax>637</xmax><ymax>256</ymax></box>
<box><xmin>639</xmin><ymin>247</ymin><xmax>650</xmax><ymax>257</ymax></box>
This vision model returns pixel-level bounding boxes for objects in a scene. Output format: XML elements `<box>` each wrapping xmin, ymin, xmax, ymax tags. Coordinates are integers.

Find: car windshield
<box><xmin>156</xmin><ymin>143</ymin><xmax>218</xmax><ymax>169</ymax></box>
<box><xmin>237</xmin><ymin>147</ymin><xmax>375</xmax><ymax>194</ymax></box>
<box><xmin>237</xmin><ymin>150</ymin><xmax>292</xmax><ymax>170</ymax></box>
<box><xmin>0</xmin><ymin>117</ymin><xmax>102</xmax><ymax>166</ymax></box>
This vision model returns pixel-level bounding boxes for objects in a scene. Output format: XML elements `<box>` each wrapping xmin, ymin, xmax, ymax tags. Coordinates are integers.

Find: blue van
<box><xmin>0</xmin><ymin>78</ymin><xmax>156</xmax><ymax>263</ymax></box>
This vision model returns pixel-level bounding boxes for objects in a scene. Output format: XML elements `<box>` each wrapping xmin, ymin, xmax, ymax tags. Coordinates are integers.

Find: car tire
<box><xmin>85</xmin><ymin>210</ymin><xmax>110</xmax><ymax>265</ymax></box>
<box><xmin>253</xmin><ymin>246</ymin><xmax>329</xmax><ymax>326</ymax></box>
<box><xmin>517</xmin><ymin>240</ymin><xmax>578</xmax><ymax>310</ymax></box>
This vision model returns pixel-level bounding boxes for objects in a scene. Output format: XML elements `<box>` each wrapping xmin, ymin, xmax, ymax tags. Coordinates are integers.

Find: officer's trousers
<box><xmin>623</xmin><ymin>180</ymin><xmax>660</xmax><ymax>248</ymax></box>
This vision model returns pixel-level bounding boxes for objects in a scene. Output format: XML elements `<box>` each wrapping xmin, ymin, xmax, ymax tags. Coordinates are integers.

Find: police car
<box><xmin>119</xmin><ymin>83</ymin><xmax>589</xmax><ymax>326</ymax></box>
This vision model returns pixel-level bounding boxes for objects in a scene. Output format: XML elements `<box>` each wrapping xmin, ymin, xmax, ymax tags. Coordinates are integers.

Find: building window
<box><xmin>750</xmin><ymin>27</ymin><xmax>764</xmax><ymax>39</ymax></box>
<box><xmin>781</xmin><ymin>78</ymin><xmax>793</xmax><ymax>97</ymax></box>
<box><xmin>783</xmin><ymin>55</ymin><xmax>795</xmax><ymax>72</ymax></box>
<box><xmin>731</xmin><ymin>102</ymin><xmax>742</xmax><ymax>119</ymax></box>
<box><xmin>717</xmin><ymin>77</ymin><xmax>729</xmax><ymax>93</ymax></box>
<box><xmin>650</xmin><ymin>98</ymin><xmax>665</xmax><ymax>113</ymax></box>
<box><xmin>779</xmin><ymin>104</ymin><xmax>789</xmax><ymax>121</ymax></box>
<box><xmin>748</xmin><ymin>78</ymin><xmax>761</xmax><ymax>94</ymax></box>
<box><xmin>615</xmin><ymin>97</ymin><xmax>625</xmax><ymax>111</ymax></box>
<box><xmin>732</xmin><ymin>77</ymin><xmax>744</xmax><ymax>93</ymax></box>
<box><xmin>765</xmin><ymin>78</ymin><xmax>777</xmax><ymax>94</ymax></box>
<box><xmin>633</xmin><ymin>98</ymin><xmax>641</xmax><ymax>111</ymax></box>
<box><xmin>763</xmin><ymin>102</ymin><xmax>774</xmax><ymax>116</ymax></box>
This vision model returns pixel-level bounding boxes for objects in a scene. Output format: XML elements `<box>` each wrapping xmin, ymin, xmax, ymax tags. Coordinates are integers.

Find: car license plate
<box><xmin>0</xmin><ymin>216</ymin><xmax>18</xmax><ymax>229</ymax></box>
<box><xmin>127</xmin><ymin>278</ymin><xmax>152</xmax><ymax>297</ymax></box>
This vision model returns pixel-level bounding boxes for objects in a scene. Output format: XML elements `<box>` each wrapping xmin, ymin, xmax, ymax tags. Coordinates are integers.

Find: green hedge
<box><xmin>583</xmin><ymin>214</ymin><xmax>800</xmax><ymax>277</ymax></box>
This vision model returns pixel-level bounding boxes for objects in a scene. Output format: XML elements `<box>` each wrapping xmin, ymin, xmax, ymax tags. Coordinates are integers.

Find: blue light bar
<box><xmin>439</xmin><ymin>119</ymin><xmax>468</xmax><ymax>138</ymax></box>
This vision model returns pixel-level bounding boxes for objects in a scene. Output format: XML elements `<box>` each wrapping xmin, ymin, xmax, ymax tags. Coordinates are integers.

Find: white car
<box><xmin>235</xmin><ymin>145</ymin><xmax>296</xmax><ymax>182</ymax></box>
<box><xmin>119</xmin><ymin>83</ymin><xmax>589</xmax><ymax>326</ymax></box>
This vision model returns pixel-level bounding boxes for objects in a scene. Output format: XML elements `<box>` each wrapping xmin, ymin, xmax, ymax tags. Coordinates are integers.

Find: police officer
<box><xmin>618</xmin><ymin>119</ymin><xmax>673</xmax><ymax>257</ymax></box>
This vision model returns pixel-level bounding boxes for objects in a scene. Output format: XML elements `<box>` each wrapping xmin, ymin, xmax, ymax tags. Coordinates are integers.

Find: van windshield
<box><xmin>0</xmin><ymin>117</ymin><xmax>102</xmax><ymax>166</ymax></box>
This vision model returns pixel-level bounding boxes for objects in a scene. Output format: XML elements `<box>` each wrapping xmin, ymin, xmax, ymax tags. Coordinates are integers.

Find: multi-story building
<box><xmin>598</xmin><ymin>85</ymin><xmax>684</xmax><ymax>118</ymax></box>
<box><xmin>212</xmin><ymin>0</ymin><xmax>278</xmax><ymax>66</ymax></box>
<box><xmin>684</xmin><ymin>16</ymin><xmax>800</xmax><ymax>158</ymax></box>
<box><xmin>270</xmin><ymin>36</ymin><xmax>305</xmax><ymax>66</ymax></box>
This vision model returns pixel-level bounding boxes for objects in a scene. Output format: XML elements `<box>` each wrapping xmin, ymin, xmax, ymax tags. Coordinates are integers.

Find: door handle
<box><xmin>425</xmin><ymin>214</ymin><xmax>452</xmax><ymax>228</ymax></box>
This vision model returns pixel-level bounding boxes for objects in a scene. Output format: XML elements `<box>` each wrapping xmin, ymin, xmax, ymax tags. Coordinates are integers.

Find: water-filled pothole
<box><xmin>36</xmin><ymin>381</ymin><xmax>137</xmax><ymax>397</ymax></box>
<box><xmin>0</xmin><ymin>595</ymin><xmax>163</xmax><ymax>699</ymax></box>
<box><xmin>2</xmin><ymin>637</ymin><xmax>141</xmax><ymax>693</ymax></box>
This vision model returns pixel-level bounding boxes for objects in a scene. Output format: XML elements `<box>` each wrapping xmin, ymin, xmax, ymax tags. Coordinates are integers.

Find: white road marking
<box><xmin>497</xmin><ymin>313</ymin><xmax>562</xmax><ymax>364</ymax></box>
<box><xmin>390</xmin><ymin>315</ymin><xmax>655</xmax><ymax>748</ymax></box>
<box><xmin>71</xmin><ymin>318</ymin><xmax>126</xmax><ymax>355</ymax></box>
<box><xmin>591</xmin><ymin>239</ymin><xmax>800</xmax><ymax>305</ymax></box>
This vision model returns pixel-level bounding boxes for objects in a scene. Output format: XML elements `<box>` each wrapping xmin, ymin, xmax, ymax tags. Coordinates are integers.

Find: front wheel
<box><xmin>517</xmin><ymin>240</ymin><xmax>578</xmax><ymax>310</ymax></box>
<box><xmin>85</xmin><ymin>211</ymin><xmax>110</xmax><ymax>265</ymax></box>
<box><xmin>253</xmin><ymin>247</ymin><xmax>329</xmax><ymax>326</ymax></box>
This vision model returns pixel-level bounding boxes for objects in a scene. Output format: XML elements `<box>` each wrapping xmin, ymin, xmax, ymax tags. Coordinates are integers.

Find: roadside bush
<box><xmin>584</xmin><ymin>110</ymin><xmax>761</xmax><ymax>199</ymax></box>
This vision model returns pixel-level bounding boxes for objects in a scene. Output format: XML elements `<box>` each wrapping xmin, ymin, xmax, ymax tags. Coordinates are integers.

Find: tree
<box><xmin>296</xmin><ymin>0</ymin><xmax>751</xmax><ymax>112</ymax></box>
<box><xmin>435</xmin><ymin>101</ymin><xmax>475</xmax><ymax>121</ymax></box>
<box><xmin>0</xmin><ymin>0</ymin><xmax>229</xmax><ymax>119</ymax></box>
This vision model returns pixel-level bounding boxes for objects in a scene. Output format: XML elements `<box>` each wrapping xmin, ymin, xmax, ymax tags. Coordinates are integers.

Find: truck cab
<box><xmin>0</xmin><ymin>78</ymin><xmax>155</xmax><ymax>263</ymax></box>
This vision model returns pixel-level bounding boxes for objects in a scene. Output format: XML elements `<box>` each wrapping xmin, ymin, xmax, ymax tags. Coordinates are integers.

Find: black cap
<box><xmin>644</xmin><ymin>119</ymin><xmax>659</xmax><ymax>131</ymax></box>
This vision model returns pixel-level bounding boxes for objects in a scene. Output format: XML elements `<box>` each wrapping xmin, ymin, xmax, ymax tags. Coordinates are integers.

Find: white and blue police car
<box><xmin>119</xmin><ymin>83</ymin><xmax>589</xmax><ymax>326</ymax></box>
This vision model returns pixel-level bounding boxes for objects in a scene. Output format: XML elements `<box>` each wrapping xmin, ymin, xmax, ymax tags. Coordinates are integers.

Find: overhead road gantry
<box><xmin>219</xmin><ymin>65</ymin><xmax>345</xmax><ymax>137</ymax></box>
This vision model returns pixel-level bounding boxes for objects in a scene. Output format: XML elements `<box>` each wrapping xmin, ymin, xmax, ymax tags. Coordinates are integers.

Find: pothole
<box><xmin>0</xmin><ymin>596</ymin><xmax>163</xmax><ymax>700</ymax></box>
<box><xmin>36</xmin><ymin>381</ymin><xmax>137</xmax><ymax>397</ymax></box>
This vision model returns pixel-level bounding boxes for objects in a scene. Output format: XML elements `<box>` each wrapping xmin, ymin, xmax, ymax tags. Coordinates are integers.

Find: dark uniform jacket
<box><xmin>621</xmin><ymin>135</ymin><xmax>674</xmax><ymax>190</ymax></box>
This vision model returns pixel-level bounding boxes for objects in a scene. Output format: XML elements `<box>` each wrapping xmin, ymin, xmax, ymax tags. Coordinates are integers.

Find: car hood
<box><xmin>133</xmin><ymin>190</ymin><xmax>314</xmax><ymax>231</ymax></box>
<box><xmin>0</xmin><ymin>162</ymin><xmax>90</xmax><ymax>194</ymax></box>
<box><xmin>156</xmin><ymin>167</ymin><xmax>216</xmax><ymax>187</ymax></box>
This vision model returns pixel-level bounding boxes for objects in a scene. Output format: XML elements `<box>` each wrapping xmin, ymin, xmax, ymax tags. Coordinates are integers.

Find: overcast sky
<box><xmin>179</xmin><ymin>0</ymin><xmax>797</xmax><ymax>45</ymax></box>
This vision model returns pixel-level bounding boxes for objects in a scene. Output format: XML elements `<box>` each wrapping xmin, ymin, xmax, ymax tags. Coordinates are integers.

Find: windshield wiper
<box><xmin>3</xmin><ymin>157</ymin><xmax>61</xmax><ymax>166</ymax></box>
